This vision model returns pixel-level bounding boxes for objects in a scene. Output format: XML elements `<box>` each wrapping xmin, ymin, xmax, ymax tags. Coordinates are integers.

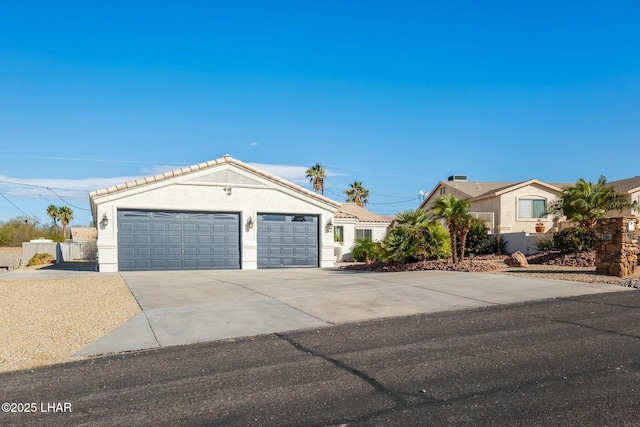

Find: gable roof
<box><xmin>89</xmin><ymin>154</ymin><xmax>341</xmax><ymax>208</ymax></box>
<box><xmin>421</xmin><ymin>179</ymin><xmax>570</xmax><ymax>207</ymax></box>
<box><xmin>609</xmin><ymin>176</ymin><xmax>640</xmax><ymax>194</ymax></box>
<box><xmin>335</xmin><ymin>203</ymin><xmax>394</xmax><ymax>223</ymax></box>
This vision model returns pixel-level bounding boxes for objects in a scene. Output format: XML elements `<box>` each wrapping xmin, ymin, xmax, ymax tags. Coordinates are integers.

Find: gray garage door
<box><xmin>118</xmin><ymin>210</ymin><xmax>240</xmax><ymax>271</ymax></box>
<box><xmin>257</xmin><ymin>214</ymin><xmax>319</xmax><ymax>268</ymax></box>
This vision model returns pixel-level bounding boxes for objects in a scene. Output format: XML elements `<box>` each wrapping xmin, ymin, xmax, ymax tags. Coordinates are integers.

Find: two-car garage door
<box><xmin>118</xmin><ymin>210</ymin><xmax>240</xmax><ymax>271</ymax></box>
<box><xmin>117</xmin><ymin>210</ymin><xmax>320</xmax><ymax>271</ymax></box>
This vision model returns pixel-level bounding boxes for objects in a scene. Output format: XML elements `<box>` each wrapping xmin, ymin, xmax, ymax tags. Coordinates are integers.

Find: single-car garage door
<box><xmin>118</xmin><ymin>210</ymin><xmax>240</xmax><ymax>271</ymax></box>
<box><xmin>257</xmin><ymin>214</ymin><xmax>319</xmax><ymax>268</ymax></box>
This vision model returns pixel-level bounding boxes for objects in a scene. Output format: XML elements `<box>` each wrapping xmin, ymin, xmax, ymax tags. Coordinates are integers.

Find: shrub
<box><xmin>383</xmin><ymin>220</ymin><xmax>451</xmax><ymax>263</ymax></box>
<box><xmin>352</xmin><ymin>238</ymin><xmax>383</xmax><ymax>263</ymax></box>
<box><xmin>552</xmin><ymin>227</ymin><xmax>596</xmax><ymax>253</ymax></box>
<box><xmin>478</xmin><ymin>235</ymin><xmax>509</xmax><ymax>255</ymax></box>
<box><xmin>535</xmin><ymin>234</ymin><xmax>557</xmax><ymax>251</ymax></box>
<box><xmin>28</xmin><ymin>253</ymin><xmax>54</xmax><ymax>266</ymax></box>
<box><xmin>465</xmin><ymin>217</ymin><xmax>490</xmax><ymax>255</ymax></box>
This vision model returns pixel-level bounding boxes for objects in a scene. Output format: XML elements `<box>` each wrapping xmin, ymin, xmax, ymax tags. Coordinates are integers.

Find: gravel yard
<box><xmin>493</xmin><ymin>265</ymin><xmax>640</xmax><ymax>287</ymax></box>
<box><xmin>0</xmin><ymin>274</ymin><xmax>140</xmax><ymax>373</ymax></box>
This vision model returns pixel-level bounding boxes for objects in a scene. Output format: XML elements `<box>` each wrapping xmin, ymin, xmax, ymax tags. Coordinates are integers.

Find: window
<box><xmin>355</xmin><ymin>229</ymin><xmax>372</xmax><ymax>240</ymax></box>
<box><xmin>439</xmin><ymin>187</ymin><xmax>446</xmax><ymax>195</ymax></box>
<box><xmin>334</xmin><ymin>226</ymin><xmax>344</xmax><ymax>242</ymax></box>
<box><xmin>518</xmin><ymin>199</ymin><xmax>546</xmax><ymax>219</ymax></box>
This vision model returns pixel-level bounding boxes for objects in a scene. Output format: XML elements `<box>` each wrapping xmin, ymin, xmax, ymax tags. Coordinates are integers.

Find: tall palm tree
<box><xmin>344</xmin><ymin>181</ymin><xmax>370</xmax><ymax>207</ymax></box>
<box><xmin>46</xmin><ymin>205</ymin><xmax>59</xmax><ymax>227</ymax></box>
<box><xmin>57</xmin><ymin>206</ymin><xmax>74</xmax><ymax>240</ymax></box>
<box><xmin>305</xmin><ymin>163</ymin><xmax>326</xmax><ymax>196</ymax></box>
<box><xmin>547</xmin><ymin>175</ymin><xmax>630</xmax><ymax>230</ymax></box>
<box><xmin>431</xmin><ymin>194</ymin><xmax>472</xmax><ymax>264</ymax></box>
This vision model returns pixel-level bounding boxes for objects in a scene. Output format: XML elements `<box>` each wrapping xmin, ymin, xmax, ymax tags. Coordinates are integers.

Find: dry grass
<box><xmin>0</xmin><ymin>275</ymin><xmax>140</xmax><ymax>373</ymax></box>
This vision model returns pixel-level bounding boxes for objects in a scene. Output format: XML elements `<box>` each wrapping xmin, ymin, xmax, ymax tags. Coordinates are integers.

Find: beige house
<box><xmin>333</xmin><ymin>203</ymin><xmax>394</xmax><ymax>262</ymax></box>
<box><xmin>420</xmin><ymin>175</ymin><xmax>640</xmax><ymax>254</ymax></box>
<box><xmin>609</xmin><ymin>176</ymin><xmax>640</xmax><ymax>216</ymax></box>
<box><xmin>419</xmin><ymin>176</ymin><xmax>569</xmax><ymax>235</ymax></box>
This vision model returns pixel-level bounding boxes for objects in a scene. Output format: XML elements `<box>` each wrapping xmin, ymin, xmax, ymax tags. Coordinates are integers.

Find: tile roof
<box><xmin>89</xmin><ymin>154</ymin><xmax>341</xmax><ymax>208</ymax></box>
<box><xmin>335</xmin><ymin>203</ymin><xmax>394</xmax><ymax>223</ymax></box>
<box><xmin>70</xmin><ymin>227</ymin><xmax>97</xmax><ymax>241</ymax></box>
<box><xmin>609</xmin><ymin>176</ymin><xmax>640</xmax><ymax>193</ymax></box>
<box><xmin>441</xmin><ymin>180</ymin><xmax>571</xmax><ymax>199</ymax></box>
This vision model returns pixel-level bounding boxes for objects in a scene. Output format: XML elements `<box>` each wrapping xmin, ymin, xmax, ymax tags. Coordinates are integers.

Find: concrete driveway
<box><xmin>77</xmin><ymin>268</ymin><xmax>629</xmax><ymax>356</ymax></box>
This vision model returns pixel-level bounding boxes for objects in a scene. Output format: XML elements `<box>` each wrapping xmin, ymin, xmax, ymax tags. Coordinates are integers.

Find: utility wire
<box><xmin>0</xmin><ymin>179</ymin><xmax>88</xmax><ymax>192</ymax></box>
<box><xmin>47</xmin><ymin>188</ymin><xmax>91</xmax><ymax>211</ymax></box>
<box><xmin>0</xmin><ymin>192</ymin><xmax>35</xmax><ymax>220</ymax></box>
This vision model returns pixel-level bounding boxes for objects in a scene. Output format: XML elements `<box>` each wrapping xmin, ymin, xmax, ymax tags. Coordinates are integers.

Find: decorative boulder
<box><xmin>505</xmin><ymin>251</ymin><xmax>529</xmax><ymax>268</ymax></box>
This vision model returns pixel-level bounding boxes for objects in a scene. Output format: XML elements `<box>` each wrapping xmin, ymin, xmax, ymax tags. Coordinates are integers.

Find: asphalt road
<box><xmin>2</xmin><ymin>290</ymin><xmax>639</xmax><ymax>426</ymax></box>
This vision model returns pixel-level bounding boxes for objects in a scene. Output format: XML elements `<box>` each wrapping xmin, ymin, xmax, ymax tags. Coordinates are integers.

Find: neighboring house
<box><xmin>420</xmin><ymin>175</ymin><xmax>640</xmax><ymax>254</ymax></box>
<box><xmin>333</xmin><ymin>203</ymin><xmax>394</xmax><ymax>262</ymax></box>
<box><xmin>69</xmin><ymin>227</ymin><xmax>97</xmax><ymax>242</ymax></box>
<box><xmin>89</xmin><ymin>155</ymin><xmax>341</xmax><ymax>272</ymax></box>
<box><xmin>419</xmin><ymin>175</ymin><xmax>569</xmax><ymax>254</ymax></box>
<box><xmin>609</xmin><ymin>176</ymin><xmax>640</xmax><ymax>216</ymax></box>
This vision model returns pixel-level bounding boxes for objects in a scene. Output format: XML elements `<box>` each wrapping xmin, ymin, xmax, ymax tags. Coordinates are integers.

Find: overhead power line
<box><xmin>0</xmin><ymin>192</ymin><xmax>35</xmax><ymax>220</ymax></box>
<box><xmin>0</xmin><ymin>179</ymin><xmax>88</xmax><ymax>192</ymax></box>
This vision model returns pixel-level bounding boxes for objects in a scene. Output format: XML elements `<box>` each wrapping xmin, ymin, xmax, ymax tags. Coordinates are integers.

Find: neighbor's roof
<box><xmin>70</xmin><ymin>227</ymin><xmax>97</xmax><ymax>241</ymax></box>
<box><xmin>435</xmin><ymin>179</ymin><xmax>571</xmax><ymax>200</ymax></box>
<box><xmin>609</xmin><ymin>176</ymin><xmax>640</xmax><ymax>194</ymax></box>
<box><xmin>335</xmin><ymin>203</ymin><xmax>394</xmax><ymax>223</ymax></box>
<box><xmin>89</xmin><ymin>154</ymin><xmax>341</xmax><ymax>208</ymax></box>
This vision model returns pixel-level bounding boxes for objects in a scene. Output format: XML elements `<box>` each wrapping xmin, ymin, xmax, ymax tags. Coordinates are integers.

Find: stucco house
<box><xmin>89</xmin><ymin>155</ymin><xmax>341</xmax><ymax>272</ymax></box>
<box><xmin>420</xmin><ymin>175</ymin><xmax>640</xmax><ymax>254</ymax></box>
<box><xmin>419</xmin><ymin>175</ymin><xmax>570</xmax><ymax>254</ymax></box>
<box><xmin>609</xmin><ymin>176</ymin><xmax>640</xmax><ymax>216</ymax></box>
<box><xmin>333</xmin><ymin>203</ymin><xmax>394</xmax><ymax>262</ymax></box>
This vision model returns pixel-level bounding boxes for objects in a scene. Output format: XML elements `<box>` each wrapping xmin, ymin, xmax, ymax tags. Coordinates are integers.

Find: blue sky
<box><xmin>1</xmin><ymin>1</ymin><xmax>638</xmax><ymax>225</ymax></box>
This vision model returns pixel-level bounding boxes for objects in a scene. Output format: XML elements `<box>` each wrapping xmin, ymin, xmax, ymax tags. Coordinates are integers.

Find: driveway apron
<box><xmin>76</xmin><ymin>268</ymin><xmax>629</xmax><ymax>356</ymax></box>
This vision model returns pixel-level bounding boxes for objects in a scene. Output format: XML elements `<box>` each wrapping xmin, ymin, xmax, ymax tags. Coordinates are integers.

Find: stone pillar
<box><xmin>594</xmin><ymin>217</ymin><xmax>639</xmax><ymax>277</ymax></box>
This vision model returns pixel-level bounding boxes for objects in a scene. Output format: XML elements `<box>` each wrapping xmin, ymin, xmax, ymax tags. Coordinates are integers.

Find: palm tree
<box><xmin>431</xmin><ymin>194</ymin><xmax>472</xmax><ymax>264</ymax></box>
<box><xmin>57</xmin><ymin>206</ymin><xmax>74</xmax><ymax>240</ymax></box>
<box><xmin>305</xmin><ymin>163</ymin><xmax>326</xmax><ymax>196</ymax></box>
<box><xmin>46</xmin><ymin>205</ymin><xmax>59</xmax><ymax>227</ymax></box>
<box><xmin>344</xmin><ymin>181</ymin><xmax>370</xmax><ymax>207</ymax></box>
<box><xmin>547</xmin><ymin>175</ymin><xmax>631</xmax><ymax>230</ymax></box>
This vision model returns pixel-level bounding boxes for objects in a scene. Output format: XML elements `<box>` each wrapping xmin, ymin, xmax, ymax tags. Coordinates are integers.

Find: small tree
<box><xmin>465</xmin><ymin>217</ymin><xmax>490</xmax><ymax>255</ymax></box>
<box><xmin>352</xmin><ymin>238</ymin><xmax>382</xmax><ymax>263</ymax></box>
<box><xmin>547</xmin><ymin>175</ymin><xmax>631</xmax><ymax>230</ymax></box>
<box><xmin>431</xmin><ymin>195</ymin><xmax>472</xmax><ymax>264</ymax></box>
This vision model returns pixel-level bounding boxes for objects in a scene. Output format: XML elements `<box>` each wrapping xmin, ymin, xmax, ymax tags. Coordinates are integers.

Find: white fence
<box><xmin>57</xmin><ymin>241</ymin><xmax>98</xmax><ymax>262</ymax></box>
<box><xmin>21</xmin><ymin>241</ymin><xmax>97</xmax><ymax>265</ymax></box>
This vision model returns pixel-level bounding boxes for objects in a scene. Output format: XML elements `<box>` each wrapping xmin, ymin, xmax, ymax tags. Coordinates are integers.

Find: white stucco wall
<box><xmin>334</xmin><ymin>219</ymin><xmax>390</xmax><ymax>262</ymax></box>
<box><xmin>92</xmin><ymin>164</ymin><xmax>338</xmax><ymax>272</ymax></box>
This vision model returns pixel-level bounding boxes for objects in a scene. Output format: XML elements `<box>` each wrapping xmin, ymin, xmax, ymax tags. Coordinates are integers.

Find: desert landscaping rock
<box><xmin>0</xmin><ymin>275</ymin><xmax>140</xmax><ymax>373</ymax></box>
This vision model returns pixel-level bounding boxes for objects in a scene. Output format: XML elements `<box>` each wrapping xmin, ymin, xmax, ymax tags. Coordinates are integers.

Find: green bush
<box><xmin>352</xmin><ymin>238</ymin><xmax>383</xmax><ymax>263</ymax></box>
<box><xmin>552</xmin><ymin>227</ymin><xmax>595</xmax><ymax>253</ymax></box>
<box><xmin>465</xmin><ymin>217</ymin><xmax>490</xmax><ymax>255</ymax></box>
<box><xmin>478</xmin><ymin>235</ymin><xmax>509</xmax><ymax>255</ymax></box>
<box><xmin>28</xmin><ymin>253</ymin><xmax>54</xmax><ymax>266</ymax></box>
<box><xmin>535</xmin><ymin>234</ymin><xmax>557</xmax><ymax>251</ymax></box>
<box><xmin>383</xmin><ymin>220</ymin><xmax>451</xmax><ymax>263</ymax></box>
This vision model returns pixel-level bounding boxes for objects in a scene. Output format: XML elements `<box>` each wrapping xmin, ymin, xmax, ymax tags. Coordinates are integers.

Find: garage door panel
<box><xmin>257</xmin><ymin>214</ymin><xmax>319</xmax><ymax>268</ymax></box>
<box><xmin>118</xmin><ymin>210</ymin><xmax>240</xmax><ymax>271</ymax></box>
